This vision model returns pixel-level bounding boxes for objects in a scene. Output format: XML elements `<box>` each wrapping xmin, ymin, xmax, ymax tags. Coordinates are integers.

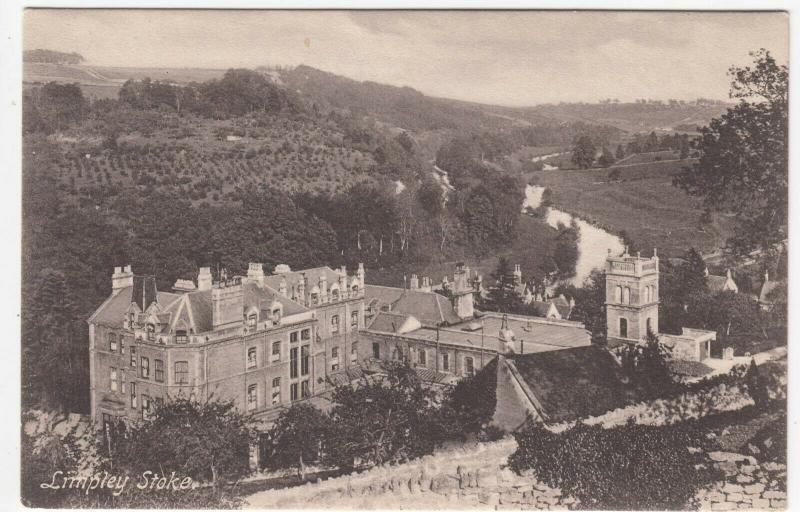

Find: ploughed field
<box><xmin>533</xmin><ymin>159</ymin><xmax>737</xmax><ymax>257</ymax></box>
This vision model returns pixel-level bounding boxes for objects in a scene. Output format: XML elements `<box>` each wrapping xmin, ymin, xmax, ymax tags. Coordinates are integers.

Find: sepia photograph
<box><xmin>15</xmin><ymin>7</ymin><xmax>790</xmax><ymax>510</ymax></box>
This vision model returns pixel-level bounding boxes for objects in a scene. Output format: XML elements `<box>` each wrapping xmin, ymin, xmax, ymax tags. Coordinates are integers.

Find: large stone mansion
<box><xmin>88</xmin><ymin>251</ymin><xmax>716</xmax><ymax>429</ymax></box>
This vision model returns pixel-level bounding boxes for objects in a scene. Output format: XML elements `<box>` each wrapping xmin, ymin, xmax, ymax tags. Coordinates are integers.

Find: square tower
<box><xmin>605</xmin><ymin>251</ymin><xmax>659</xmax><ymax>343</ymax></box>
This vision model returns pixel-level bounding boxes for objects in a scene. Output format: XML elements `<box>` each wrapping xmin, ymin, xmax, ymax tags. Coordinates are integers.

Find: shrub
<box><xmin>509</xmin><ymin>420</ymin><xmax>720</xmax><ymax>510</ymax></box>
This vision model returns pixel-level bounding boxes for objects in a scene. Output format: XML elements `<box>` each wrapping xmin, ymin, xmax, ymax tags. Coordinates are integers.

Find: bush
<box><xmin>509</xmin><ymin>420</ymin><xmax>721</xmax><ymax>510</ymax></box>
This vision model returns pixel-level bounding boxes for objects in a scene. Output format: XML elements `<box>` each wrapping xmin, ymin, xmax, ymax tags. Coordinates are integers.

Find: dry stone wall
<box><xmin>691</xmin><ymin>452</ymin><xmax>787</xmax><ymax>510</ymax></box>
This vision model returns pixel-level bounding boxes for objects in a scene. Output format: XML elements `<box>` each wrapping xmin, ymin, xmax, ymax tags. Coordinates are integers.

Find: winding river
<box><xmin>523</xmin><ymin>185</ymin><xmax>624</xmax><ymax>285</ymax></box>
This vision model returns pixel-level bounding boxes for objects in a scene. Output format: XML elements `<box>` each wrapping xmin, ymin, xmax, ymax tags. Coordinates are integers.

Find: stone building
<box><xmin>605</xmin><ymin>250</ymin><xmax>716</xmax><ymax>361</ymax></box>
<box><xmin>87</xmin><ymin>262</ymin><xmax>366</xmax><ymax>429</ymax></box>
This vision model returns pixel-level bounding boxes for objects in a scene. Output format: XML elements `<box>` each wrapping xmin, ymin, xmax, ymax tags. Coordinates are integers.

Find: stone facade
<box><xmin>88</xmin><ymin>263</ymin><xmax>366</xmax><ymax>428</ymax></box>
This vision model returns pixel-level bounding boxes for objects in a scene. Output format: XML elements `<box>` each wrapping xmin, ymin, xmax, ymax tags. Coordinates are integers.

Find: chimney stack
<box><xmin>247</xmin><ymin>262</ymin><xmax>265</xmax><ymax>286</ymax></box>
<box><xmin>410</xmin><ymin>274</ymin><xmax>419</xmax><ymax>290</ymax></box>
<box><xmin>198</xmin><ymin>267</ymin><xmax>213</xmax><ymax>291</ymax></box>
<box><xmin>112</xmin><ymin>265</ymin><xmax>134</xmax><ymax>293</ymax></box>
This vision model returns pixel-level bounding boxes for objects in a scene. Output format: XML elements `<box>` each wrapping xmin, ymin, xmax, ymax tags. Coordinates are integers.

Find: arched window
<box><xmin>615</xmin><ymin>286</ymin><xmax>623</xmax><ymax>303</ymax></box>
<box><xmin>646</xmin><ymin>317</ymin><xmax>653</xmax><ymax>335</ymax></box>
<box><xmin>331</xmin><ymin>287</ymin><xmax>340</xmax><ymax>301</ymax></box>
<box><xmin>619</xmin><ymin>318</ymin><xmax>628</xmax><ymax>338</ymax></box>
<box><xmin>645</xmin><ymin>286</ymin><xmax>651</xmax><ymax>303</ymax></box>
<box><xmin>623</xmin><ymin>287</ymin><xmax>631</xmax><ymax>304</ymax></box>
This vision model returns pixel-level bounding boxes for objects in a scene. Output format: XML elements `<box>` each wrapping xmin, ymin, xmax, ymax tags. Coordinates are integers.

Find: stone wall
<box><xmin>245</xmin><ymin>438</ymin><xmax>576</xmax><ymax>510</ymax></box>
<box><xmin>691</xmin><ymin>452</ymin><xmax>787</xmax><ymax>510</ymax></box>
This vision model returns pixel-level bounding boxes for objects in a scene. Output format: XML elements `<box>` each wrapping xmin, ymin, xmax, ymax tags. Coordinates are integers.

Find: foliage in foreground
<box><xmin>509</xmin><ymin>420</ymin><xmax>721</xmax><ymax>510</ymax></box>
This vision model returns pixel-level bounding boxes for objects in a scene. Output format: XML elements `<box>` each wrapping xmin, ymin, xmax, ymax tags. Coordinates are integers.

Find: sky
<box><xmin>23</xmin><ymin>9</ymin><xmax>788</xmax><ymax>106</ymax></box>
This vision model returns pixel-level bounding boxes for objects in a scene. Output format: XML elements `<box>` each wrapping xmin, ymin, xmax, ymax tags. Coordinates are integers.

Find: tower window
<box><xmin>619</xmin><ymin>318</ymin><xmax>628</xmax><ymax>338</ymax></box>
<box><xmin>646</xmin><ymin>317</ymin><xmax>653</xmax><ymax>335</ymax></box>
<box><xmin>623</xmin><ymin>287</ymin><xmax>631</xmax><ymax>304</ymax></box>
<box><xmin>351</xmin><ymin>311</ymin><xmax>359</xmax><ymax>328</ymax></box>
<box><xmin>331</xmin><ymin>315</ymin><xmax>340</xmax><ymax>334</ymax></box>
<box><xmin>615</xmin><ymin>286</ymin><xmax>623</xmax><ymax>303</ymax></box>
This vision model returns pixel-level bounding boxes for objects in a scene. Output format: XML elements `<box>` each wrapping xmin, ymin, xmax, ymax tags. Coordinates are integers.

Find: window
<box><xmin>331</xmin><ymin>315</ymin><xmax>340</xmax><ymax>335</ymax></box>
<box><xmin>615</xmin><ymin>286</ymin><xmax>622</xmax><ymax>303</ymax></box>
<box><xmin>442</xmin><ymin>353</ymin><xmax>450</xmax><ymax>372</ymax></box>
<box><xmin>146</xmin><ymin>324</ymin><xmax>155</xmax><ymax>342</ymax></box>
<box><xmin>351</xmin><ymin>311</ymin><xmax>359</xmax><ymax>328</ymax></box>
<box><xmin>646</xmin><ymin>317</ymin><xmax>653</xmax><ymax>335</ymax></box>
<box><xmin>331</xmin><ymin>346</ymin><xmax>339</xmax><ymax>359</ymax></box>
<box><xmin>290</xmin><ymin>347</ymin><xmax>298</xmax><ymax>379</ymax></box>
<box><xmin>247</xmin><ymin>313</ymin><xmax>257</xmax><ymax>329</ymax></box>
<box><xmin>331</xmin><ymin>289</ymin><xmax>340</xmax><ymax>301</ymax></box>
<box><xmin>301</xmin><ymin>380</ymin><xmax>310</xmax><ymax>399</ymax></box>
<box><xmin>272</xmin><ymin>308</ymin><xmax>281</xmax><ymax>325</ymax></box>
<box><xmin>464</xmin><ymin>357</ymin><xmax>475</xmax><ymax>377</ymax></box>
<box><xmin>154</xmin><ymin>359</ymin><xmax>164</xmax><ymax>382</ymax></box>
<box><xmin>290</xmin><ymin>331</ymin><xmax>299</xmax><ymax>344</ymax></box>
<box><xmin>311</xmin><ymin>292</ymin><xmax>319</xmax><ymax>305</ymax></box>
<box><xmin>271</xmin><ymin>378</ymin><xmax>281</xmax><ymax>405</ymax></box>
<box><xmin>121</xmin><ymin>377</ymin><xmax>126</xmax><ymax>394</ymax></box>
<box><xmin>624</xmin><ymin>287</ymin><xmax>632</xmax><ymax>304</ymax></box>
<box><xmin>130</xmin><ymin>382</ymin><xmax>137</xmax><ymax>409</ymax></box>
<box><xmin>174</xmin><ymin>361</ymin><xmax>188</xmax><ymax>385</ymax></box>
<box><xmin>351</xmin><ymin>341</ymin><xmax>358</xmax><ymax>362</ymax></box>
<box><xmin>372</xmin><ymin>342</ymin><xmax>380</xmax><ymax>359</ymax></box>
<box><xmin>352</xmin><ymin>284</ymin><xmax>359</xmax><ymax>294</ymax></box>
<box><xmin>271</xmin><ymin>341</ymin><xmax>281</xmax><ymax>361</ymax></box>
<box><xmin>247</xmin><ymin>384</ymin><xmax>257</xmax><ymax>411</ymax></box>
<box><xmin>140</xmin><ymin>357</ymin><xmax>150</xmax><ymax>379</ymax></box>
<box><xmin>175</xmin><ymin>330</ymin><xmax>188</xmax><ymax>344</ymax></box>
<box><xmin>141</xmin><ymin>395</ymin><xmax>151</xmax><ymax>420</ymax></box>
<box><xmin>290</xmin><ymin>383</ymin><xmax>298</xmax><ymax>401</ymax></box>
<box><xmin>418</xmin><ymin>349</ymin><xmax>427</xmax><ymax>367</ymax></box>
<box><xmin>109</xmin><ymin>333</ymin><xmax>117</xmax><ymax>352</ymax></box>
<box><xmin>331</xmin><ymin>363</ymin><xmax>339</xmax><ymax>371</ymax></box>
<box><xmin>620</xmin><ymin>318</ymin><xmax>628</xmax><ymax>338</ymax></box>
<box><xmin>301</xmin><ymin>329</ymin><xmax>310</xmax><ymax>341</ymax></box>
<box><xmin>300</xmin><ymin>346</ymin><xmax>310</xmax><ymax>376</ymax></box>
<box><xmin>247</xmin><ymin>347</ymin><xmax>257</xmax><ymax>369</ymax></box>
<box><xmin>120</xmin><ymin>337</ymin><xmax>125</xmax><ymax>354</ymax></box>
<box><xmin>110</xmin><ymin>367</ymin><xmax>118</xmax><ymax>391</ymax></box>
<box><xmin>130</xmin><ymin>346</ymin><xmax>137</xmax><ymax>367</ymax></box>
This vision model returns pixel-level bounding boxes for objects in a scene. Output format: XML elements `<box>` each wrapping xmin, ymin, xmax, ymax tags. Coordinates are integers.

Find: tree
<box><xmin>618</xmin><ymin>330</ymin><xmax>675</xmax><ymax>398</ymax></box>
<box><xmin>745</xmin><ymin>359</ymin><xmax>769</xmax><ymax>410</ymax></box>
<box><xmin>597</xmin><ymin>146</ymin><xmax>615</xmax><ymax>167</ymax></box>
<box><xmin>111</xmin><ymin>397</ymin><xmax>255</xmax><ymax>490</ymax></box>
<box><xmin>484</xmin><ymin>258</ymin><xmax>525</xmax><ymax>313</ymax></box>
<box><xmin>324</xmin><ymin>362</ymin><xmax>448</xmax><ymax>469</ymax></box>
<box><xmin>263</xmin><ymin>403</ymin><xmax>331</xmax><ymax>480</ymax></box>
<box><xmin>555</xmin><ymin>269</ymin><xmax>607</xmax><ymax>345</ymax></box>
<box><xmin>552</xmin><ymin>221</ymin><xmax>580</xmax><ymax>278</ymax></box>
<box><xmin>571</xmin><ymin>135</ymin><xmax>596</xmax><ymax>169</ymax></box>
<box><xmin>674</xmin><ymin>49</ymin><xmax>787</xmax><ymax>253</ymax></box>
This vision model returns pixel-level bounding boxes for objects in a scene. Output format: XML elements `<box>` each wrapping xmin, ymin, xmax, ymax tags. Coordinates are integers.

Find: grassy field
<box><xmin>533</xmin><ymin>159</ymin><xmax>737</xmax><ymax>257</ymax></box>
<box><xmin>614</xmin><ymin>150</ymin><xmax>679</xmax><ymax>166</ymax></box>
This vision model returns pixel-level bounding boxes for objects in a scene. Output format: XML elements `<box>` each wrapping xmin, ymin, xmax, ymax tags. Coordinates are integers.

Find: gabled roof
<box><xmin>503</xmin><ymin>346</ymin><xmax>644</xmax><ymax>423</ymax></box>
<box><xmin>365</xmin><ymin>284</ymin><xmax>462</xmax><ymax>327</ymax></box>
<box><xmin>132</xmin><ymin>275</ymin><xmax>159</xmax><ymax>312</ymax></box>
<box><xmin>367</xmin><ymin>311</ymin><xmax>420</xmax><ymax>334</ymax></box>
<box><xmin>531</xmin><ymin>301</ymin><xmax>560</xmax><ymax>319</ymax></box>
<box><xmin>89</xmin><ymin>286</ymin><xmax>181</xmax><ymax>328</ymax></box>
<box><xmin>759</xmin><ymin>279</ymin><xmax>785</xmax><ymax>304</ymax></box>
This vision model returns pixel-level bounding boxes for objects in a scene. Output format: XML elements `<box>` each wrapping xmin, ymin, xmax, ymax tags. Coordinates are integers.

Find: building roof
<box><xmin>367</xmin><ymin>311</ymin><xmax>421</xmax><ymax>334</ymax></box>
<box><xmin>759</xmin><ymin>279</ymin><xmax>785</xmax><ymax>304</ymax></box>
<box><xmin>365</xmin><ymin>284</ymin><xmax>462</xmax><ymax>327</ymax></box>
<box><xmin>531</xmin><ymin>301</ymin><xmax>559</xmax><ymax>318</ymax></box>
<box><xmin>90</xmin><ymin>277</ymin><xmax>310</xmax><ymax>334</ymax></box>
<box><xmin>505</xmin><ymin>345</ymin><xmax>644</xmax><ymax>423</ymax></box>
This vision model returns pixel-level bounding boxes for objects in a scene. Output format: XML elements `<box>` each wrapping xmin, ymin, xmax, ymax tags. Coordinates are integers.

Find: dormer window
<box><xmin>311</xmin><ymin>293</ymin><xmax>319</xmax><ymax>305</ymax></box>
<box><xmin>331</xmin><ymin>288</ymin><xmax>340</xmax><ymax>301</ymax></box>
<box><xmin>352</xmin><ymin>284</ymin><xmax>359</xmax><ymax>294</ymax></box>
<box><xmin>175</xmin><ymin>330</ymin><xmax>188</xmax><ymax>344</ymax></box>
<box><xmin>272</xmin><ymin>308</ymin><xmax>282</xmax><ymax>325</ymax></box>
<box><xmin>146</xmin><ymin>324</ymin><xmax>155</xmax><ymax>342</ymax></box>
<box><xmin>247</xmin><ymin>314</ymin><xmax>257</xmax><ymax>329</ymax></box>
